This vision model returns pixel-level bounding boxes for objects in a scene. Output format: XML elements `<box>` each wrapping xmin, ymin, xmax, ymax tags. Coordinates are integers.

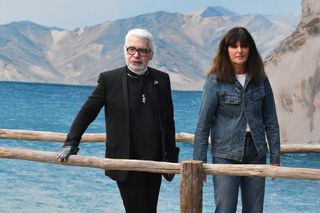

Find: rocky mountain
<box><xmin>265</xmin><ymin>0</ymin><xmax>320</xmax><ymax>144</ymax></box>
<box><xmin>0</xmin><ymin>6</ymin><xmax>299</xmax><ymax>90</ymax></box>
<box><xmin>184</xmin><ymin>6</ymin><xmax>238</xmax><ymax>17</ymax></box>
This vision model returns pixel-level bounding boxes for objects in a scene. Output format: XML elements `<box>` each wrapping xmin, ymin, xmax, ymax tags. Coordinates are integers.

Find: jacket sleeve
<box><xmin>64</xmin><ymin>73</ymin><xmax>106</xmax><ymax>147</ymax></box>
<box><xmin>193</xmin><ymin>76</ymin><xmax>219</xmax><ymax>163</ymax></box>
<box><xmin>163</xmin><ymin>74</ymin><xmax>180</xmax><ymax>163</ymax></box>
<box><xmin>263</xmin><ymin>78</ymin><xmax>281</xmax><ymax>164</ymax></box>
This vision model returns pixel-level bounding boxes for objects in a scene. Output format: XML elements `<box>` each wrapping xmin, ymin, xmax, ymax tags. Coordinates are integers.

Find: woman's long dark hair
<box><xmin>208</xmin><ymin>27</ymin><xmax>265</xmax><ymax>84</ymax></box>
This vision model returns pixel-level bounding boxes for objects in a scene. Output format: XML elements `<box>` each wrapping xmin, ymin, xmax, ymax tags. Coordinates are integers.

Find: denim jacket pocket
<box><xmin>221</xmin><ymin>95</ymin><xmax>241</xmax><ymax>104</ymax></box>
<box><xmin>250</xmin><ymin>89</ymin><xmax>265</xmax><ymax>101</ymax></box>
<box><xmin>219</xmin><ymin>94</ymin><xmax>241</xmax><ymax>117</ymax></box>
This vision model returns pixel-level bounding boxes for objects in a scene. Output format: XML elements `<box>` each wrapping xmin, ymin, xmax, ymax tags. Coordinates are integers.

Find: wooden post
<box><xmin>180</xmin><ymin>160</ymin><xmax>203</xmax><ymax>213</ymax></box>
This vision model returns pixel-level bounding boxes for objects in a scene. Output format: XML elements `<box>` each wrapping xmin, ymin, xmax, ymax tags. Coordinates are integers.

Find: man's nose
<box><xmin>133</xmin><ymin>51</ymin><xmax>140</xmax><ymax>57</ymax></box>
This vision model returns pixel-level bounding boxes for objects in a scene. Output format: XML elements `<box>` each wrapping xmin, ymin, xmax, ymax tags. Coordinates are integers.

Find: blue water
<box><xmin>0</xmin><ymin>81</ymin><xmax>319</xmax><ymax>213</ymax></box>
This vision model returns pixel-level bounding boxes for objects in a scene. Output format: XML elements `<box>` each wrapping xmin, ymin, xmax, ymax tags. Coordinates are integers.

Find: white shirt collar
<box><xmin>127</xmin><ymin>66</ymin><xmax>148</xmax><ymax>76</ymax></box>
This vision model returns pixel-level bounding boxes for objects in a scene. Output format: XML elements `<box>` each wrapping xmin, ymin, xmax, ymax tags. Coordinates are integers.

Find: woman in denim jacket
<box><xmin>193</xmin><ymin>27</ymin><xmax>280</xmax><ymax>213</ymax></box>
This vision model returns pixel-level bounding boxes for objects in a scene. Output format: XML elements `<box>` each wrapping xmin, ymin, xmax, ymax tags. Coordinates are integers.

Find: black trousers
<box><xmin>117</xmin><ymin>171</ymin><xmax>162</xmax><ymax>213</ymax></box>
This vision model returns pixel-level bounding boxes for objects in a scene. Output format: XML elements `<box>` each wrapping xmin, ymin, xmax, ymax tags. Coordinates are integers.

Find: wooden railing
<box><xmin>1</xmin><ymin>128</ymin><xmax>320</xmax><ymax>212</ymax></box>
<box><xmin>1</xmin><ymin>129</ymin><xmax>320</xmax><ymax>153</ymax></box>
<box><xmin>0</xmin><ymin>129</ymin><xmax>194</xmax><ymax>142</ymax></box>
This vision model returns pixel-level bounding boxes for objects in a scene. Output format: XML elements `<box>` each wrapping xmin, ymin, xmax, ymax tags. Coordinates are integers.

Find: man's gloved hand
<box><xmin>56</xmin><ymin>146</ymin><xmax>79</xmax><ymax>162</ymax></box>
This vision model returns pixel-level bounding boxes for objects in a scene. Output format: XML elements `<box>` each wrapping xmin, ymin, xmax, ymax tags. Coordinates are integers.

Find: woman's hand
<box><xmin>270</xmin><ymin>163</ymin><xmax>280</xmax><ymax>181</ymax></box>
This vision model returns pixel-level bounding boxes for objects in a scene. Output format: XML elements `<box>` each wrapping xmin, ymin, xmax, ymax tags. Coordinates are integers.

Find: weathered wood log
<box><xmin>0</xmin><ymin>129</ymin><xmax>193</xmax><ymax>142</ymax></box>
<box><xmin>281</xmin><ymin>144</ymin><xmax>320</xmax><ymax>153</ymax></box>
<box><xmin>0</xmin><ymin>129</ymin><xmax>105</xmax><ymax>142</ymax></box>
<box><xmin>1</xmin><ymin>129</ymin><xmax>320</xmax><ymax>153</ymax></box>
<box><xmin>0</xmin><ymin>146</ymin><xmax>180</xmax><ymax>174</ymax></box>
<box><xmin>180</xmin><ymin>161</ymin><xmax>203</xmax><ymax>213</ymax></box>
<box><xmin>203</xmin><ymin>164</ymin><xmax>320</xmax><ymax>180</ymax></box>
<box><xmin>175</xmin><ymin>132</ymin><xmax>194</xmax><ymax>142</ymax></box>
<box><xmin>1</xmin><ymin>147</ymin><xmax>320</xmax><ymax>180</ymax></box>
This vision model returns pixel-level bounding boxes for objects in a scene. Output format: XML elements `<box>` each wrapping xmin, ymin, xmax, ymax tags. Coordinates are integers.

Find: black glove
<box><xmin>56</xmin><ymin>146</ymin><xmax>79</xmax><ymax>162</ymax></box>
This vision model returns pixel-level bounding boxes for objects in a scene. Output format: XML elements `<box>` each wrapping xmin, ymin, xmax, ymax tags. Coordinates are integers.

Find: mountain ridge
<box><xmin>0</xmin><ymin>6</ymin><xmax>299</xmax><ymax>90</ymax></box>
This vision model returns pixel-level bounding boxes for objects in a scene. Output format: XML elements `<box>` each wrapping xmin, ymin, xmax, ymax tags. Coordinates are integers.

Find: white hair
<box><xmin>124</xmin><ymin>28</ymin><xmax>155</xmax><ymax>52</ymax></box>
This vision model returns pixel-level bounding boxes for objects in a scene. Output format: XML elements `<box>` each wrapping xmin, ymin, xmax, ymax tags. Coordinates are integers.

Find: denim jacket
<box><xmin>193</xmin><ymin>74</ymin><xmax>280</xmax><ymax>164</ymax></box>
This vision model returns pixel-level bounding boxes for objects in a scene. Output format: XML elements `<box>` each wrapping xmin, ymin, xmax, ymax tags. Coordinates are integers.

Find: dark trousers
<box><xmin>117</xmin><ymin>171</ymin><xmax>162</xmax><ymax>213</ymax></box>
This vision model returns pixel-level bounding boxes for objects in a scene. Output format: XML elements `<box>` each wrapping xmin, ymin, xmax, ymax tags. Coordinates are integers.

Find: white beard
<box><xmin>127</xmin><ymin>63</ymin><xmax>148</xmax><ymax>75</ymax></box>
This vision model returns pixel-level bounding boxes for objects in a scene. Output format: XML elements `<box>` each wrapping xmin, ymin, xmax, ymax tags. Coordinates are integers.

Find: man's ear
<box><xmin>149</xmin><ymin>51</ymin><xmax>153</xmax><ymax>60</ymax></box>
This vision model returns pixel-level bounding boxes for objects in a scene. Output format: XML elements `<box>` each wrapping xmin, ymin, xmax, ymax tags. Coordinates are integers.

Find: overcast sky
<box><xmin>0</xmin><ymin>0</ymin><xmax>301</xmax><ymax>30</ymax></box>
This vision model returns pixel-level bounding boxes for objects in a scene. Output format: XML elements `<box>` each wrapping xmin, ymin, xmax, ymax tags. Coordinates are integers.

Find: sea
<box><xmin>0</xmin><ymin>81</ymin><xmax>319</xmax><ymax>213</ymax></box>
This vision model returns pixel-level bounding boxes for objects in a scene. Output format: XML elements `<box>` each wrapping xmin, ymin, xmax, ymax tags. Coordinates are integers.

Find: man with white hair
<box><xmin>57</xmin><ymin>28</ymin><xmax>179</xmax><ymax>213</ymax></box>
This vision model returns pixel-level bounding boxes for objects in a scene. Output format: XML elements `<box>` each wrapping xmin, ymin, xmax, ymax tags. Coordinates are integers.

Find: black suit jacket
<box><xmin>64</xmin><ymin>66</ymin><xmax>179</xmax><ymax>182</ymax></box>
